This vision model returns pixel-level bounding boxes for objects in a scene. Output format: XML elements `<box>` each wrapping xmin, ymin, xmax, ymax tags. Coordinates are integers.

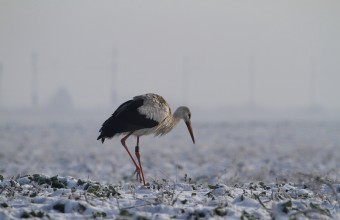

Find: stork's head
<box><xmin>174</xmin><ymin>106</ymin><xmax>195</xmax><ymax>144</ymax></box>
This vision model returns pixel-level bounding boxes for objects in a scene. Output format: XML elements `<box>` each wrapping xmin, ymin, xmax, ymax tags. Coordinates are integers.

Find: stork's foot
<box><xmin>133</xmin><ymin>166</ymin><xmax>143</xmax><ymax>183</ymax></box>
<box><xmin>134</xmin><ymin>144</ymin><xmax>146</xmax><ymax>185</ymax></box>
<box><xmin>133</xmin><ymin>166</ymin><xmax>147</xmax><ymax>185</ymax></box>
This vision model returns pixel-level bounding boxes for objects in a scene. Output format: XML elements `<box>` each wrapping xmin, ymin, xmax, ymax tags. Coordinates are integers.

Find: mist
<box><xmin>1</xmin><ymin>1</ymin><xmax>339</xmax><ymax>121</ymax></box>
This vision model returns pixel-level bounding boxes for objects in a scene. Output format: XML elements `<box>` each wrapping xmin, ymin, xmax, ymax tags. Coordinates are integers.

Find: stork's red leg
<box><xmin>135</xmin><ymin>136</ymin><xmax>146</xmax><ymax>185</ymax></box>
<box><xmin>120</xmin><ymin>132</ymin><xmax>142</xmax><ymax>183</ymax></box>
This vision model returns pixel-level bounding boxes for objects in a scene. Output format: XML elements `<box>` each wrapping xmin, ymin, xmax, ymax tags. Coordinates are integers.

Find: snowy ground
<box><xmin>0</xmin><ymin>112</ymin><xmax>339</xmax><ymax>219</ymax></box>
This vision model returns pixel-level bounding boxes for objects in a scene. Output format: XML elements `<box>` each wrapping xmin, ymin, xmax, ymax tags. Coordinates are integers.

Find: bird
<box><xmin>97</xmin><ymin>93</ymin><xmax>195</xmax><ymax>185</ymax></box>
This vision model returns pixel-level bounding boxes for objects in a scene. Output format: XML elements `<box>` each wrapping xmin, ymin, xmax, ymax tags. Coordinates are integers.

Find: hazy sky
<box><xmin>0</xmin><ymin>0</ymin><xmax>339</xmax><ymax>110</ymax></box>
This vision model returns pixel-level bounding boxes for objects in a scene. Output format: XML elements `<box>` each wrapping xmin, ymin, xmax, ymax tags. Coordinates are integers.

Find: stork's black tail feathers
<box><xmin>96</xmin><ymin>127</ymin><xmax>104</xmax><ymax>143</ymax></box>
<box><xmin>97</xmin><ymin>116</ymin><xmax>118</xmax><ymax>144</ymax></box>
<box><xmin>97</xmin><ymin>134</ymin><xmax>105</xmax><ymax>143</ymax></box>
<box><xmin>97</xmin><ymin>98</ymin><xmax>158</xmax><ymax>144</ymax></box>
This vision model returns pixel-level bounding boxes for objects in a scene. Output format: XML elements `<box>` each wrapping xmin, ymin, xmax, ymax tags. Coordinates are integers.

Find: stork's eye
<box><xmin>188</xmin><ymin>113</ymin><xmax>191</xmax><ymax>119</ymax></box>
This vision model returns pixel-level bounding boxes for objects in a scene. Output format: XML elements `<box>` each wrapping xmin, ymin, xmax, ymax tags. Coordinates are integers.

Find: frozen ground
<box><xmin>0</xmin><ymin>112</ymin><xmax>339</xmax><ymax>219</ymax></box>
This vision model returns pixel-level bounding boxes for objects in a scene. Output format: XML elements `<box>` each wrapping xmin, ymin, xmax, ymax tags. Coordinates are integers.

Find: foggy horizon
<box><xmin>1</xmin><ymin>1</ymin><xmax>340</xmax><ymax>114</ymax></box>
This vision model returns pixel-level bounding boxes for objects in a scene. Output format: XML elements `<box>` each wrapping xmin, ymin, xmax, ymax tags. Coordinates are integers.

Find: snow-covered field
<box><xmin>1</xmin><ymin>113</ymin><xmax>339</xmax><ymax>219</ymax></box>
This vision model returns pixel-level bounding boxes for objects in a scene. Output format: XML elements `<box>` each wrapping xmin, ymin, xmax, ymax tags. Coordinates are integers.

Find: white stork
<box><xmin>97</xmin><ymin>93</ymin><xmax>195</xmax><ymax>185</ymax></box>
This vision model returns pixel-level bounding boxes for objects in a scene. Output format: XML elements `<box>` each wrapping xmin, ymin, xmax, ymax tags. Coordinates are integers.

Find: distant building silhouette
<box><xmin>309</xmin><ymin>58</ymin><xmax>317</xmax><ymax>108</ymax></box>
<box><xmin>0</xmin><ymin>62</ymin><xmax>3</xmax><ymax>109</ymax></box>
<box><xmin>247</xmin><ymin>53</ymin><xmax>256</xmax><ymax>107</ymax></box>
<box><xmin>47</xmin><ymin>87</ymin><xmax>73</xmax><ymax>112</ymax></box>
<box><xmin>111</xmin><ymin>48</ymin><xmax>118</xmax><ymax>106</ymax></box>
<box><xmin>31</xmin><ymin>51</ymin><xmax>39</xmax><ymax>108</ymax></box>
<box><xmin>182</xmin><ymin>55</ymin><xmax>189</xmax><ymax>104</ymax></box>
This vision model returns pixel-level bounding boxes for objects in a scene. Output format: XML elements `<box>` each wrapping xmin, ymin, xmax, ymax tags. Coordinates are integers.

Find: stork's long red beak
<box><xmin>185</xmin><ymin>121</ymin><xmax>195</xmax><ymax>144</ymax></box>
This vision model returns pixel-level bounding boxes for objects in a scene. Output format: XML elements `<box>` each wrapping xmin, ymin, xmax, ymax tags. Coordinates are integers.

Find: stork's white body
<box><xmin>132</xmin><ymin>94</ymin><xmax>173</xmax><ymax>136</ymax></box>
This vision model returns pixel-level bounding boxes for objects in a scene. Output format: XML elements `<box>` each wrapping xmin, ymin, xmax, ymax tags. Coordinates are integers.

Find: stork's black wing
<box><xmin>97</xmin><ymin>99</ymin><xmax>159</xmax><ymax>143</ymax></box>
